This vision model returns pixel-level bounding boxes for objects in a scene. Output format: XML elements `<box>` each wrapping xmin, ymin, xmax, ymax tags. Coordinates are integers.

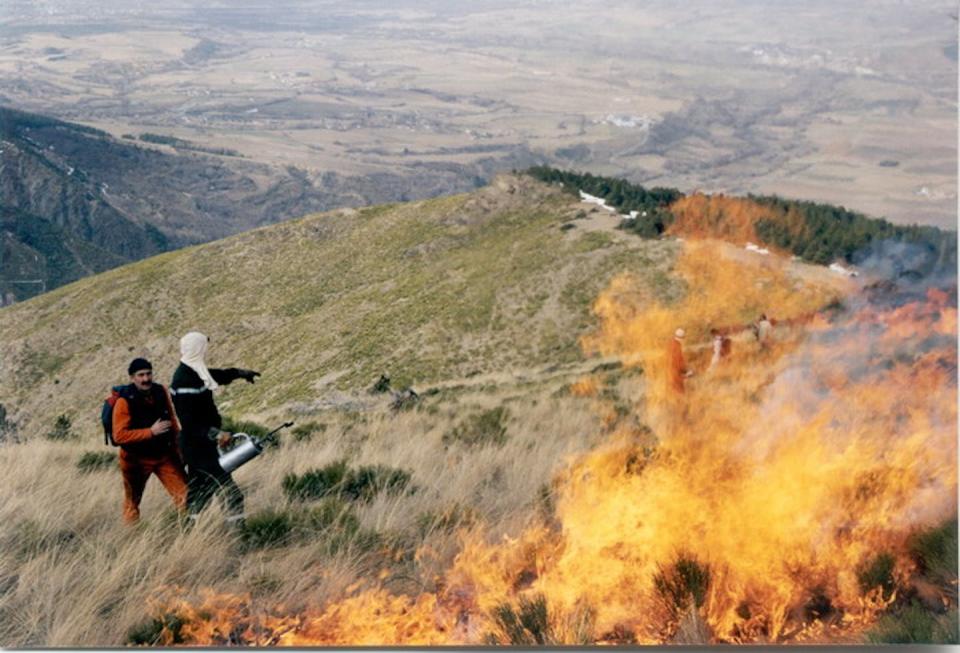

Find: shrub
<box><xmin>866</xmin><ymin>602</ymin><xmax>959</xmax><ymax>644</ymax></box>
<box><xmin>857</xmin><ymin>552</ymin><xmax>896</xmax><ymax>599</ymax></box>
<box><xmin>282</xmin><ymin>460</ymin><xmax>349</xmax><ymax>501</ymax></box>
<box><xmin>237</xmin><ymin>501</ymin><xmax>380</xmax><ymax>555</ymax></box>
<box><xmin>443</xmin><ymin>406</ymin><xmax>509</xmax><ymax>448</ymax></box>
<box><xmin>221</xmin><ymin>416</ymin><xmax>270</xmax><ymax>440</ymax></box>
<box><xmin>369</xmin><ymin>374</ymin><xmax>391</xmax><ymax>394</ymax></box>
<box><xmin>239</xmin><ymin>509</ymin><xmax>294</xmax><ymax>550</ymax></box>
<box><xmin>282</xmin><ymin>461</ymin><xmax>411</xmax><ymax>502</ymax></box>
<box><xmin>45</xmin><ymin>414</ymin><xmax>76</xmax><ymax>441</ymax></box>
<box><xmin>291</xmin><ymin>421</ymin><xmax>326</xmax><ymax>442</ymax></box>
<box><xmin>77</xmin><ymin>451</ymin><xmax>117</xmax><ymax>473</ymax></box>
<box><xmin>908</xmin><ymin>519</ymin><xmax>958</xmax><ymax>591</ymax></box>
<box><xmin>0</xmin><ymin>403</ymin><xmax>16</xmax><ymax>443</ymax></box>
<box><xmin>342</xmin><ymin>465</ymin><xmax>411</xmax><ymax>501</ymax></box>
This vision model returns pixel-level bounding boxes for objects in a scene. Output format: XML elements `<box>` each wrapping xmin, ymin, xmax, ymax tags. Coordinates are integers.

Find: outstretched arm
<box><xmin>210</xmin><ymin>367</ymin><xmax>261</xmax><ymax>385</ymax></box>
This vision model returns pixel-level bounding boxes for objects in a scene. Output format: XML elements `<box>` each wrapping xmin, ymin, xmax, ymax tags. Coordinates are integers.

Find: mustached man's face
<box><xmin>131</xmin><ymin>369</ymin><xmax>153</xmax><ymax>392</ymax></box>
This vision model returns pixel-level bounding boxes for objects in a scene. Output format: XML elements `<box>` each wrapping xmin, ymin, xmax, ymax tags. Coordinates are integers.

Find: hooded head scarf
<box><xmin>180</xmin><ymin>331</ymin><xmax>218</xmax><ymax>391</ymax></box>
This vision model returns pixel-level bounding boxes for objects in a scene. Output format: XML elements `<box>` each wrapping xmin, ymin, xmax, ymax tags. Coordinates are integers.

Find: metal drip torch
<box><xmin>218</xmin><ymin>421</ymin><xmax>294</xmax><ymax>473</ymax></box>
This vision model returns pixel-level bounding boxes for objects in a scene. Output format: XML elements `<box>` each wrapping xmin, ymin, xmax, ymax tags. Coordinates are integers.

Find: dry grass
<box><xmin>0</xmin><ymin>380</ymin><xmax>603</xmax><ymax>646</ymax></box>
<box><xmin>0</xmin><ymin>176</ymin><xmax>678</xmax><ymax>646</ymax></box>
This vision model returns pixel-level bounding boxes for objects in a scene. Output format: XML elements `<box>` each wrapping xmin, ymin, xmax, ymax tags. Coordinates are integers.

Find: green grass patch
<box><xmin>282</xmin><ymin>460</ymin><xmax>412</xmax><ymax>502</ymax></box>
<box><xmin>301</xmin><ymin>499</ymin><xmax>380</xmax><ymax>555</ymax></box>
<box><xmin>573</xmin><ymin>230</ymin><xmax>614</xmax><ymax>252</ymax></box>
<box><xmin>290</xmin><ymin>421</ymin><xmax>326</xmax><ymax>442</ymax></box>
<box><xmin>77</xmin><ymin>451</ymin><xmax>116</xmax><ymax>472</ymax></box>
<box><xmin>239</xmin><ymin>509</ymin><xmax>295</xmax><ymax>550</ymax></box>
<box><xmin>239</xmin><ymin>500</ymin><xmax>380</xmax><ymax>554</ymax></box>
<box><xmin>221</xmin><ymin>415</ymin><xmax>270</xmax><ymax>440</ymax></box>
<box><xmin>909</xmin><ymin>519</ymin><xmax>958</xmax><ymax>591</ymax></box>
<box><xmin>866</xmin><ymin>602</ymin><xmax>959</xmax><ymax>644</ymax></box>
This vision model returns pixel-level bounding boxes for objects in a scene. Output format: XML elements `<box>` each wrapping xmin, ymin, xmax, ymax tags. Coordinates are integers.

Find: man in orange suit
<box><xmin>112</xmin><ymin>358</ymin><xmax>188</xmax><ymax>524</ymax></box>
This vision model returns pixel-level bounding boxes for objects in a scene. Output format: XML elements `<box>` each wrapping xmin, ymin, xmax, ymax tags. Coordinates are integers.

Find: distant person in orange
<box><xmin>668</xmin><ymin>328</ymin><xmax>690</xmax><ymax>393</ymax></box>
<box><xmin>112</xmin><ymin>358</ymin><xmax>188</xmax><ymax>524</ymax></box>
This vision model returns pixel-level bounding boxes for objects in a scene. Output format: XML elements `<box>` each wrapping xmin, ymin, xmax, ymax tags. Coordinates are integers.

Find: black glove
<box><xmin>237</xmin><ymin>369</ymin><xmax>261</xmax><ymax>384</ymax></box>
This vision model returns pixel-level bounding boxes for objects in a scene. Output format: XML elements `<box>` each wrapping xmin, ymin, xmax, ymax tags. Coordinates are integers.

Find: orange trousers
<box><xmin>119</xmin><ymin>451</ymin><xmax>188</xmax><ymax>523</ymax></box>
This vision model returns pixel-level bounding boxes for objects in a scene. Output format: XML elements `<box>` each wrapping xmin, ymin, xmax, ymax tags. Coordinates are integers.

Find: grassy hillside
<box><xmin>0</xmin><ymin>175</ymin><xmax>952</xmax><ymax>647</ymax></box>
<box><xmin>0</xmin><ymin>174</ymin><xmax>681</xmax><ymax>646</ymax></box>
<box><xmin>0</xmin><ymin>174</ymin><xmax>678</xmax><ymax>443</ymax></box>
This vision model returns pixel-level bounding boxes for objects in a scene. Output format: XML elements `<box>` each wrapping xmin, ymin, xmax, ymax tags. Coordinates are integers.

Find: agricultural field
<box><xmin>1</xmin><ymin>0</ymin><xmax>955</xmax><ymax>228</ymax></box>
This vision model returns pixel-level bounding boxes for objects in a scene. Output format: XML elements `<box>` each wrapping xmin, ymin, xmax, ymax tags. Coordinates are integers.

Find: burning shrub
<box><xmin>127</xmin><ymin>612</ymin><xmax>186</xmax><ymax>646</ymax></box>
<box><xmin>282</xmin><ymin>461</ymin><xmax>412</xmax><ymax>502</ymax></box>
<box><xmin>443</xmin><ymin>406</ymin><xmax>509</xmax><ymax>448</ymax></box>
<box><xmin>653</xmin><ymin>555</ymin><xmax>711</xmax><ymax>613</ymax></box>
<box><xmin>76</xmin><ymin>451</ymin><xmax>116</xmax><ymax>473</ymax></box>
<box><xmin>856</xmin><ymin>552</ymin><xmax>897</xmax><ymax>599</ymax></box>
<box><xmin>484</xmin><ymin>594</ymin><xmax>597</xmax><ymax>646</ymax></box>
<box><xmin>866</xmin><ymin>601</ymin><xmax>959</xmax><ymax>644</ymax></box>
<box><xmin>485</xmin><ymin>594</ymin><xmax>552</xmax><ymax>645</ymax></box>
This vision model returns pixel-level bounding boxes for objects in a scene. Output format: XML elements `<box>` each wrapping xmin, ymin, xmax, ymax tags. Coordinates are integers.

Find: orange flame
<box><xmin>145</xmin><ymin>241</ymin><xmax>956</xmax><ymax>645</ymax></box>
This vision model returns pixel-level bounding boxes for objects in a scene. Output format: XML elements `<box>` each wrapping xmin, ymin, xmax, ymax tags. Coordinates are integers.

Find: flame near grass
<box><xmin>142</xmin><ymin>241</ymin><xmax>957</xmax><ymax>645</ymax></box>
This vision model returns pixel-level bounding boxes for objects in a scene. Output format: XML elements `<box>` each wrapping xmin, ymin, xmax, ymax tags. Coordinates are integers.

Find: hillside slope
<box><xmin>0</xmin><ymin>174</ymin><xmax>679</xmax><ymax>441</ymax></box>
<box><xmin>0</xmin><ymin>109</ymin><xmax>172</xmax><ymax>300</ymax></box>
<box><xmin>0</xmin><ymin>174</ymin><xmax>950</xmax><ymax>647</ymax></box>
<box><xmin>0</xmin><ymin>106</ymin><xmax>540</xmax><ymax>303</ymax></box>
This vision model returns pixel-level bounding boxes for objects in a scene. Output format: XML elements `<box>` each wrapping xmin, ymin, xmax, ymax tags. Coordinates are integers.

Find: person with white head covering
<box><xmin>170</xmin><ymin>331</ymin><xmax>261</xmax><ymax>525</ymax></box>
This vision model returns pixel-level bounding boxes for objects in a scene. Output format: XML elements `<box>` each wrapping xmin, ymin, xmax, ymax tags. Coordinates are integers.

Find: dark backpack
<box><xmin>101</xmin><ymin>385</ymin><xmax>132</xmax><ymax>446</ymax></box>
